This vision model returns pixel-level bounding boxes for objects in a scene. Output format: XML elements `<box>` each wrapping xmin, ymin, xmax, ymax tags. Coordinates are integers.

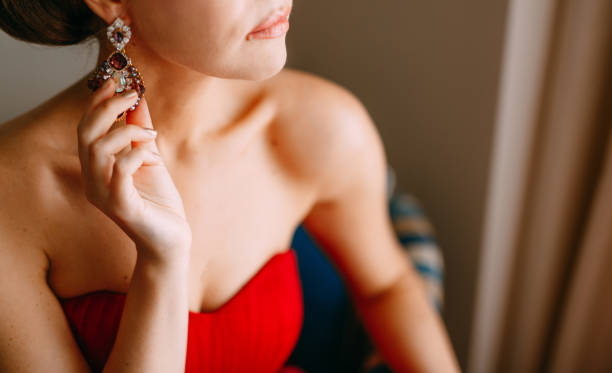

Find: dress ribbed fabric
<box><xmin>59</xmin><ymin>248</ymin><xmax>305</xmax><ymax>373</ymax></box>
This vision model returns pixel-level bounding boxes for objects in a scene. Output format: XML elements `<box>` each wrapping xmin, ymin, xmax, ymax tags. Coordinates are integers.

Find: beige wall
<box><xmin>0</xmin><ymin>34</ymin><xmax>98</xmax><ymax>121</ymax></box>
<box><xmin>0</xmin><ymin>0</ymin><xmax>508</xmax><ymax>368</ymax></box>
<box><xmin>285</xmin><ymin>1</ymin><xmax>508</xmax><ymax>369</ymax></box>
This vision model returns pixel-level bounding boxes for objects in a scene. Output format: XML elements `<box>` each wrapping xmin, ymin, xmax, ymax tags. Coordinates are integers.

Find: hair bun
<box><xmin>0</xmin><ymin>0</ymin><xmax>106</xmax><ymax>46</ymax></box>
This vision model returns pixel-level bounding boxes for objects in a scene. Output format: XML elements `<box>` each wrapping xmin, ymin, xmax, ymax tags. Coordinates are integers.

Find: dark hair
<box><xmin>0</xmin><ymin>0</ymin><xmax>106</xmax><ymax>46</ymax></box>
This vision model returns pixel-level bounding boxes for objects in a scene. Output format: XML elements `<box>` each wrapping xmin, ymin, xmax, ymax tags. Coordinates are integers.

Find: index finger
<box><xmin>85</xmin><ymin>78</ymin><xmax>118</xmax><ymax>118</ymax></box>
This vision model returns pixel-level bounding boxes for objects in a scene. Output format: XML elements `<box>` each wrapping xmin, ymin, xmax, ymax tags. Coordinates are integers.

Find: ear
<box><xmin>82</xmin><ymin>0</ymin><xmax>131</xmax><ymax>25</ymax></box>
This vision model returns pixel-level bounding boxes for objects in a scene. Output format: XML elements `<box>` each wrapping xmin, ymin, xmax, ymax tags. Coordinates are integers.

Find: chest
<box><xmin>44</xmin><ymin>132</ymin><xmax>317</xmax><ymax>310</ymax></box>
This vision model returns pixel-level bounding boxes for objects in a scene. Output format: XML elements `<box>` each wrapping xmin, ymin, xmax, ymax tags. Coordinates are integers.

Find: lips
<box><xmin>248</xmin><ymin>6</ymin><xmax>291</xmax><ymax>36</ymax></box>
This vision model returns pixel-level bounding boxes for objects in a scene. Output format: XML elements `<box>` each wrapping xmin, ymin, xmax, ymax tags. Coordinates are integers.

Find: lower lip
<box><xmin>247</xmin><ymin>19</ymin><xmax>290</xmax><ymax>40</ymax></box>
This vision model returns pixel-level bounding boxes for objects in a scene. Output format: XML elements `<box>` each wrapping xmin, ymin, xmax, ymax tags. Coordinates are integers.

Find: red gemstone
<box><xmin>109</xmin><ymin>52</ymin><xmax>128</xmax><ymax>70</ymax></box>
<box><xmin>113</xmin><ymin>31</ymin><xmax>123</xmax><ymax>43</ymax></box>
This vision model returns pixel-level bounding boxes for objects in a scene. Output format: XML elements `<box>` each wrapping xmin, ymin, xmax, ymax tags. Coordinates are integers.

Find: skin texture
<box><xmin>0</xmin><ymin>0</ymin><xmax>461</xmax><ymax>372</ymax></box>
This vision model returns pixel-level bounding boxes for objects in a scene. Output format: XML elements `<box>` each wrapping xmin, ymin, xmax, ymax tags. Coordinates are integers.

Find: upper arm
<box><xmin>299</xmin><ymin>78</ymin><xmax>415</xmax><ymax>301</ymax></box>
<box><xmin>0</xmin><ymin>186</ymin><xmax>92</xmax><ymax>372</ymax></box>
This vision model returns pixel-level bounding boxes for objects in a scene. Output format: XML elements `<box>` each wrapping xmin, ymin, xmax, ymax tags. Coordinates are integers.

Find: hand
<box><xmin>77</xmin><ymin>79</ymin><xmax>192</xmax><ymax>264</ymax></box>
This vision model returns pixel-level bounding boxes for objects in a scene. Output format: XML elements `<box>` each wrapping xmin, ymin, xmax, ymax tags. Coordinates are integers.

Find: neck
<box><xmin>74</xmin><ymin>38</ymin><xmax>260</xmax><ymax>152</ymax></box>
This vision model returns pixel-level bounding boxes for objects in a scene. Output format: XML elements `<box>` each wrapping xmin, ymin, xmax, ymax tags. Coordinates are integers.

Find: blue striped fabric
<box><xmin>386</xmin><ymin>165</ymin><xmax>445</xmax><ymax>312</ymax></box>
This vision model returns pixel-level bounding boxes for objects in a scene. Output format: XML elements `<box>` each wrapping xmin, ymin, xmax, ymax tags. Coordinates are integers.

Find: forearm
<box><xmin>102</xmin><ymin>248</ymin><xmax>190</xmax><ymax>373</ymax></box>
<box><xmin>354</xmin><ymin>265</ymin><xmax>461</xmax><ymax>373</ymax></box>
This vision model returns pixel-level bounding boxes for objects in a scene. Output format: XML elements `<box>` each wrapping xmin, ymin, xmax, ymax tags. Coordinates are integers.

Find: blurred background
<box><xmin>285</xmin><ymin>1</ymin><xmax>508</xmax><ymax>370</ymax></box>
<box><xmin>2</xmin><ymin>0</ymin><xmax>611</xmax><ymax>372</ymax></box>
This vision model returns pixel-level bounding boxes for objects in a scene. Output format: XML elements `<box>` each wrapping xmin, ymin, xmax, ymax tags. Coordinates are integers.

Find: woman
<box><xmin>0</xmin><ymin>0</ymin><xmax>460</xmax><ymax>372</ymax></box>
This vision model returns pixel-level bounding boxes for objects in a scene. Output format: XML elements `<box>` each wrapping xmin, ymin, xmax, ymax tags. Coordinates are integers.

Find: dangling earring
<box><xmin>87</xmin><ymin>17</ymin><xmax>146</xmax><ymax>122</ymax></box>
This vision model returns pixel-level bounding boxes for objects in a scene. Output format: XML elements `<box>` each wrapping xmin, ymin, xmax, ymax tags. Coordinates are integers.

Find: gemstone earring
<box><xmin>87</xmin><ymin>17</ymin><xmax>146</xmax><ymax>122</ymax></box>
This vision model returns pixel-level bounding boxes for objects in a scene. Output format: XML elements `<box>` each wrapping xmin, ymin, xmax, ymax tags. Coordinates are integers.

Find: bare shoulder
<box><xmin>0</xmin><ymin>120</ymin><xmax>53</xmax><ymax>310</ymax></box>
<box><xmin>0</xmin><ymin>118</ymin><xmax>46</xmax><ymax>204</ymax></box>
<box><xmin>0</xmin><ymin>123</ymin><xmax>90</xmax><ymax>371</ymax></box>
<box><xmin>0</xmin><ymin>116</ymin><xmax>67</xmax><ymax>260</ymax></box>
<box><xmin>264</xmin><ymin>67</ymin><xmax>387</xmax><ymax>201</ymax></box>
<box><xmin>0</xmin><ymin>137</ymin><xmax>48</xmax><ymax>260</ymax></box>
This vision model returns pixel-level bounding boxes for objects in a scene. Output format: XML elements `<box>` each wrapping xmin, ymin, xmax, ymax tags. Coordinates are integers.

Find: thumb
<box><xmin>126</xmin><ymin>96</ymin><xmax>159</xmax><ymax>153</ymax></box>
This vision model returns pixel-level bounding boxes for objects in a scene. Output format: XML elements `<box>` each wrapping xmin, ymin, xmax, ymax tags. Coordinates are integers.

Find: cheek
<box><xmin>130</xmin><ymin>0</ymin><xmax>244</xmax><ymax>65</ymax></box>
<box><xmin>127</xmin><ymin>0</ymin><xmax>285</xmax><ymax>80</ymax></box>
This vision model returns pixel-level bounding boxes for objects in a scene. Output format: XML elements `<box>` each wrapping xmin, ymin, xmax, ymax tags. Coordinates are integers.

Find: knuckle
<box><xmin>89</xmin><ymin>140</ymin><xmax>104</xmax><ymax>159</ymax></box>
<box><xmin>134</xmin><ymin>147</ymin><xmax>148</xmax><ymax>156</ymax></box>
<box><xmin>113</xmin><ymin>157</ymin><xmax>128</xmax><ymax>175</ymax></box>
<box><xmin>91</xmin><ymin>101</ymin><xmax>113</xmax><ymax>119</ymax></box>
<box><xmin>77</xmin><ymin>126</ymin><xmax>91</xmax><ymax>143</ymax></box>
<box><xmin>99</xmin><ymin>99</ymin><xmax>114</xmax><ymax>111</ymax></box>
<box><xmin>107</xmin><ymin>191</ymin><xmax>131</xmax><ymax>219</ymax></box>
<box><xmin>90</xmin><ymin>138</ymin><xmax>104</xmax><ymax>152</ymax></box>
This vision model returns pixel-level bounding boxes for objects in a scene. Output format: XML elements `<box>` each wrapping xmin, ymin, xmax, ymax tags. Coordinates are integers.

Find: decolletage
<box><xmin>59</xmin><ymin>248</ymin><xmax>304</xmax><ymax>373</ymax></box>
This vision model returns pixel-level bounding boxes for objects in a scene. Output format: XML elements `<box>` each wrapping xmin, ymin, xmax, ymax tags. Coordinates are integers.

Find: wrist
<box><xmin>136</xmin><ymin>244</ymin><xmax>191</xmax><ymax>273</ymax></box>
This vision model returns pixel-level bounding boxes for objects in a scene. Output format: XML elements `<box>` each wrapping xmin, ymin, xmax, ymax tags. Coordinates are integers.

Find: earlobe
<box><xmin>82</xmin><ymin>0</ymin><xmax>130</xmax><ymax>25</ymax></box>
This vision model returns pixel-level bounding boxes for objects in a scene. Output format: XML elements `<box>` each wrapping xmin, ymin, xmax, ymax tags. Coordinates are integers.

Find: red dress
<box><xmin>60</xmin><ymin>249</ymin><xmax>305</xmax><ymax>373</ymax></box>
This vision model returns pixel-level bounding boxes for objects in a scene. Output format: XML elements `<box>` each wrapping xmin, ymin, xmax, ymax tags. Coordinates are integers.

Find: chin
<box><xmin>235</xmin><ymin>41</ymin><xmax>288</xmax><ymax>81</ymax></box>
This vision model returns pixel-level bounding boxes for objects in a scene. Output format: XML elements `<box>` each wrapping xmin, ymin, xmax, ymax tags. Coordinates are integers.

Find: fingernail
<box><xmin>145</xmin><ymin>129</ymin><xmax>157</xmax><ymax>136</ymax></box>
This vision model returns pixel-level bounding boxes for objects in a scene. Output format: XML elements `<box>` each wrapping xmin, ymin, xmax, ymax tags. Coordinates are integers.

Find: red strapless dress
<box><xmin>59</xmin><ymin>248</ymin><xmax>305</xmax><ymax>373</ymax></box>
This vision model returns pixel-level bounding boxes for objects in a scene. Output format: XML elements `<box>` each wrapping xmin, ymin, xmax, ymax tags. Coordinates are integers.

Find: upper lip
<box><xmin>249</xmin><ymin>6</ymin><xmax>291</xmax><ymax>34</ymax></box>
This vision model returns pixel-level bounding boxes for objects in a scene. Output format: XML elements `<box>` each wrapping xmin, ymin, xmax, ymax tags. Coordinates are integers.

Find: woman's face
<box><xmin>126</xmin><ymin>0</ymin><xmax>292</xmax><ymax>80</ymax></box>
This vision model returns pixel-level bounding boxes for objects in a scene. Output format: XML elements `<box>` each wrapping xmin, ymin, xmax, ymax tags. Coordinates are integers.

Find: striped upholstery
<box><xmin>386</xmin><ymin>165</ymin><xmax>445</xmax><ymax>313</ymax></box>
